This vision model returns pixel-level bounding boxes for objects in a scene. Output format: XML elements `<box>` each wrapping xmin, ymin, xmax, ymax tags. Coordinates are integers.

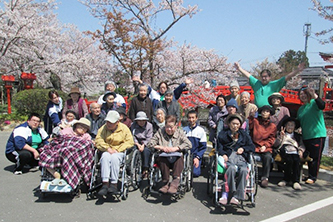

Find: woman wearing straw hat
<box><xmin>268</xmin><ymin>92</ymin><xmax>290</xmax><ymax>129</ymax></box>
<box><xmin>62</xmin><ymin>87</ymin><xmax>88</xmax><ymax>119</ymax></box>
<box><xmin>60</xmin><ymin>117</ymin><xmax>92</xmax><ymax>141</ymax></box>
<box><xmin>39</xmin><ymin>117</ymin><xmax>94</xmax><ymax>187</ymax></box>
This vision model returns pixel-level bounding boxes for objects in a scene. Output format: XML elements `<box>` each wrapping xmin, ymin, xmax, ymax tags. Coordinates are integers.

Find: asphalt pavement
<box><xmin>0</xmin><ymin>131</ymin><xmax>332</xmax><ymax>222</ymax></box>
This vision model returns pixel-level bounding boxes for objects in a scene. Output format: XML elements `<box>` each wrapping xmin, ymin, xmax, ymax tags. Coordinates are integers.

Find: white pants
<box><xmin>100</xmin><ymin>152</ymin><xmax>125</xmax><ymax>183</ymax></box>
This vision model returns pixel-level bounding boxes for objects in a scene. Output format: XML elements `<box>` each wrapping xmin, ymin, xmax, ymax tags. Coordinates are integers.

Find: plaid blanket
<box><xmin>39</xmin><ymin>135</ymin><xmax>94</xmax><ymax>189</ymax></box>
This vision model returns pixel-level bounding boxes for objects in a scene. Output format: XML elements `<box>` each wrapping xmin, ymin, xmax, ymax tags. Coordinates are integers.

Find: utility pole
<box><xmin>303</xmin><ymin>23</ymin><xmax>311</xmax><ymax>57</ymax></box>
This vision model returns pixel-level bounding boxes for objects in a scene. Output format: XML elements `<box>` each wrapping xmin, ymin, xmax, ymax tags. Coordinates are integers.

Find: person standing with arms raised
<box><xmin>234</xmin><ymin>62</ymin><xmax>305</xmax><ymax>108</ymax></box>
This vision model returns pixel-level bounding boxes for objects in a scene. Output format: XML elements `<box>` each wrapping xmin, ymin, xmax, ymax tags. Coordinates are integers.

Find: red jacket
<box><xmin>249</xmin><ymin>116</ymin><xmax>276</xmax><ymax>153</ymax></box>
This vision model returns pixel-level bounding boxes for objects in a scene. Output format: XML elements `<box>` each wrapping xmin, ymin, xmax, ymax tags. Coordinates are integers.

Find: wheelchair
<box><xmin>87</xmin><ymin>147</ymin><xmax>140</xmax><ymax>200</ymax></box>
<box><xmin>207</xmin><ymin>152</ymin><xmax>258</xmax><ymax>208</ymax></box>
<box><xmin>142</xmin><ymin>149</ymin><xmax>193</xmax><ymax>200</ymax></box>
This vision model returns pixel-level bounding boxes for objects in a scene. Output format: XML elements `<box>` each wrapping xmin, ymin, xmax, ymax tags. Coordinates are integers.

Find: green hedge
<box><xmin>12</xmin><ymin>89</ymin><xmax>67</xmax><ymax>117</ymax></box>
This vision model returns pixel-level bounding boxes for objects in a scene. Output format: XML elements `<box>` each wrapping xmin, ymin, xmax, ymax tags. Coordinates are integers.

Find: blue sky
<box><xmin>56</xmin><ymin>0</ymin><xmax>332</xmax><ymax>70</ymax></box>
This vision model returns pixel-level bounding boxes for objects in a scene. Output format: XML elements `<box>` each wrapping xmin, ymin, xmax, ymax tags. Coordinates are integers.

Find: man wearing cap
<box><xmin>101</xmin><ymin>91</ymin><xmax>119</xmax><ymax>115</ymax></box>
<box><xmin>224</xmin><ymin>98</ymin><xmax>249</xmax><ymax>133</ymax></box>
<box><xmin>95</xmin><ymin>110</ymin><xmax>134</xmax><ymax>196</ymax></box>
<box><xmin>226</xmin><ymin>80</ymin><xmax>241</xmax><ymax>106</ymax></box>
<box><xmin>234</xmin><ymin>62</ymin><xmax>305</xmax><ymax>108</ymax></box>
<box><xmin>130</xmin><ymin>111</ymin><xmax>153</xmax><ymax>178</ymax></box>
<box><xmin>156</xmin><ymin>89</ymin><xmax>181</xmax><ymax>122</ymax></box>
<box><xmin>128</xmin><ymin>83</ymin><xmax>153</xmax><ymax>122</ymax></box>
<box><xmin>97</xmin><ymin>81</ymin><xmax>126</xmax><ymax>108</ymax></box>
<box><xmin>85</xmin><ymin>102</ymin><xmax>105</xmax><ymax>139</ymax></box>
<box><xmin>62</xmin><ymin>87</ymin><xmax>88</xmax><ymax>119</ymax></box>
<box><xmin>249</xmin><ymin>105</ymin><xmax>277</xmax><ymax>188</ymax></box>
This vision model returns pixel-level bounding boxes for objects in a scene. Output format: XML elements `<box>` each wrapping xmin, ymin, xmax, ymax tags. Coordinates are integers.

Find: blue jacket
<box><xmin>6</xmin><ymin>122</ymin><xmax>49</xmax><ymax>154</ymax></box>
<box><xmin>43</xmin><ymin>97</ymin><xmax>63</xmax><ymax>135</ymax></box>
<box><xmin>217</xmin><ymin>128</ymin><xmax>254</xmax><ymax>162</ymax></box>
<box><xmin>183</xmin><ymin>124</ymin><xmax>207</xmax><ymax>160</ymax></box>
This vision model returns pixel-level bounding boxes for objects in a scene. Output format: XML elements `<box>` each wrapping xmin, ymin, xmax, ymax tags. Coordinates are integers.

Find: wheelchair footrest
<box><xmin>40</xmin><ymin>181</ymin><xmax>72</xmax><ymax>193</ymax></box>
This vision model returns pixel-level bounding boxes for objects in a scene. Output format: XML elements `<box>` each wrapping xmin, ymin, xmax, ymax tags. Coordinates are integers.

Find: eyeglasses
<box><xmin>30</xmin><ymin>119</ymin><xmax>41</xmax><ymax>123</ymax></box>
<box><xmin>165</xmin><ymin>125</ymin><xmax>176</xmax><ymax>129</ymax></box>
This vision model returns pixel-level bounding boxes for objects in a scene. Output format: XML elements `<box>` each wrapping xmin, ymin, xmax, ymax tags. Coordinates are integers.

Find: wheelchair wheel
<box><xmin>121</xmin><ymin>185</ymin><xmax>128</xmax><ymax>200</ymax></box>
<box><xmin>249</xmin><ymin>153</ymin><xmax>259</xmax><ymax>197</ymax></box>
<box><xmin>207</xmin><ymin>156</ymin><xmax>216</xmax><ymax>197</ymax></box>
<box><xmin>185</xmin><ymin>154</ymin><xmax>193</xmax><ymax>192</ymax></box>
<box><xmin>130</xmin><ymin>149</ymin><xmax>142</xmax><ymax>190</ymax></box>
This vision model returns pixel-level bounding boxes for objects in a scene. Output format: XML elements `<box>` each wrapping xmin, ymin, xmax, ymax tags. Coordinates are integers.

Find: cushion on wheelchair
<box><xmin>40</xmin><ymin>180</ymin><xmax>72</xmax><ymax>193</ymax></box>
<box><xmin>217</xmin><ymin>156</ymin><xmax>226</xmax><ymax>174</ymax></box>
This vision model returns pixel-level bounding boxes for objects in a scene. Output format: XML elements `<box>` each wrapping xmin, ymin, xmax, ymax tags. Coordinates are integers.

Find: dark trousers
<box><xmin>141</xmin><ymin>147</ymin><xmax>151</xmax><ymax>169</ymax></box>
<box><xmin>280</xmin><ymin>149</ymin><xmax>300</xmax><ymax>183</ymax></box>
<box><xmin>303</xmin><ymin>137</ymin><xmax>325</xmax><ymax>181</ymax></box>
<box><xmin>256</xmin><ymin>152</ymin><xmax>272</xmax><ymax>179</ymax></box>
<box><xmin>157</xmin><ymin>156</ymin><xmax>184</xmax><ymax>182</ymax></box>
<box><xmin>6</xmin><ymin>150</ymin><xmax>39</xmax><ymax>171</ymax></box>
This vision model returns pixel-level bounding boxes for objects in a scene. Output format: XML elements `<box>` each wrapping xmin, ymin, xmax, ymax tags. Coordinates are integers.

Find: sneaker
<box><xmin>261</xmin><ymin>178</ymin><xmax>269</xmax><ymax>188</ymax></box>
<box><xmin>98</xmin><ymin>184</ymin><xmax>108</xmax><ymax>197</ymax></box>
<box><xmin>293</xmin><ymin>182</ymin><xmax>302</xmax><ymax>190</ymax></box>
<box><xmin>13</xmin><ymin>171</ymin><xmax>22</xmax><ymax>175</ymax></box>
<box><xmin>278</xmin><ymin>180</ymin><xmax>287</xmax><ymax>187</ymax></box>
<box><xmin>305</xmin><ymin>179</ymin><xmax>315</xmax><ymax>184</ymax></box>
<box><xmin>219</xmin><ymin>196</ymin><xmax>228</xmax><ymax>205</ymax></box>
<box><xmin>108</xmin><ymin>183</ymin><xmax>118</xmax><ymax>193</ymax></box>
<box><xmin>159</xmin><ymin>184</ymin><xmax>169</xmax><ymax>194</ymax></box>
<box><xmin>29</xmin><ymin>166</ymin><xmax>40</xmax><ymax>172</ymax></box>
<box><xmin>168</xmin><ymin>178</ymin><xmax>180</xmax><ymax>194</ymax></box>
<box><xmin>230</xmin><ymin>197</ymin><xmax>239</xmax><ymax>205</ymax></box>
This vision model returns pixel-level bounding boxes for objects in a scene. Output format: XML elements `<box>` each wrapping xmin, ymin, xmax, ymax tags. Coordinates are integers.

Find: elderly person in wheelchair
<box><xmin>217</xmin><ymin>113</ymin><xmax>255</xmax><ymax>205</ymax></box>
<box><xmin>95</xmin><ymin>110</ymin><xmax>134</xmax><ymax>197</ymax></box>
<box><xmin>148</xmin><ymin>115</ymin><xmax>192</xmax><ymax>194</ymax></box>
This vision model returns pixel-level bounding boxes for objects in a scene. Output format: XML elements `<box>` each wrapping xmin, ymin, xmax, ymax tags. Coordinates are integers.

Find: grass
<box><xmin>321</xmin><ymin>156</ymin><xmax>333</xmax><ymax>171</ymax></box>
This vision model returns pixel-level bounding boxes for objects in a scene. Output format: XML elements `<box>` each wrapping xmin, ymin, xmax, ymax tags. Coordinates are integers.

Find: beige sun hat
<box><xmin>73</xmin><ymin>117</ymin><xmax>91</xmax><ymax>130</ymax></box>
<box><xmin>268</xmin><ymin>92</ymin><xmax>284</xmax><ymax>105</ymax></box>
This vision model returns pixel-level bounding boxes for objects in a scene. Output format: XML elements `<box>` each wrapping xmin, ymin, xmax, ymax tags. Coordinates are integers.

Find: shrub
<box><xmin>12</xmin><ymin>89</ymin><xmax>67</xmax><ymax>117</ymax></box>
<box><xmin>115</xmin><ymin>87</ymin><xmax>128</xmax><ymax>97</ymax></box>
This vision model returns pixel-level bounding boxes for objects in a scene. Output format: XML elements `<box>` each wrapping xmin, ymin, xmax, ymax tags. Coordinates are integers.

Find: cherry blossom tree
<box><xmin>81</xmin><ymin>0</ymin><xmax>199</xmax><ymax>86</ymax></box>
<box><xmin>0</xmin><ymin>0</ymin><xmax>112</xmax><ymax>95</ymax></box>
<box><xmin>311</xmin><ymin>0</ymin><xmax>333</xmax><ymax>44</ymax></box>
<box><xmin>154</xmin><ymin>43</ymin><xmax>231</xmax><ymax>88</ymax></box>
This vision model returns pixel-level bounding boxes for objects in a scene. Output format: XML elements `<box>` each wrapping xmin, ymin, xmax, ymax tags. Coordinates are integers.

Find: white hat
<box><xmin>229</xmin><ymin>80</ymin><xmax>240</xmax><ymax>89</ymax></box>
<box><xmin>134</xmin><ymin>111</ymin><xmax>149</xmax><ymax>121</ymax></box>
<box><xmin>105</xmin><ymin>110</ymin><xmax>120</xmax><ymax>123</ymax></box>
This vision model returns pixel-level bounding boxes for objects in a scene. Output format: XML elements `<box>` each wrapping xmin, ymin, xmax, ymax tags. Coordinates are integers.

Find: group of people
<box><xmin>4</xmin><ymin>62</ymin><xmax>327</xmax><ymax>205</ymax></box>
<box><xmin>4</xmin><ymin>78</ymin><xmax>202</xmax><ymax>197</ymax></box>
<box><xmin>211</xmin><ymin>62</ymin><xmax>326</xmax><ymax>206</ymax></box>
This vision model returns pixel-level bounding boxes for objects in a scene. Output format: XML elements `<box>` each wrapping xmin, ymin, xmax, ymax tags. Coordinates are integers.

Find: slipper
<box><xmin>51</xmin><ymin>178</ymin><xmax>60</xmax><ymax>186</ymax></box>
<box><xmin>57</xmin><ymin>179</ymin><xmax>67</xmax><ymax>186</ymax></box>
